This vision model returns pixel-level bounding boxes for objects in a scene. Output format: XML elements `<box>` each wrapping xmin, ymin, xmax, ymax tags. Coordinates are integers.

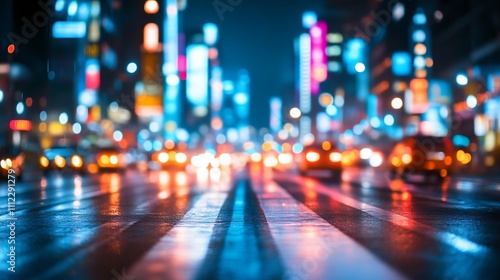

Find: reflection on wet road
<box><xmin>1</xmin><ymin>164</ymin><xmax>500</xmax><ymax>279</ymax></box>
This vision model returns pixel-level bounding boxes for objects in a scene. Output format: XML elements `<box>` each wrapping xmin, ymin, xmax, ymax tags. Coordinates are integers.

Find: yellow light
<box><xmin>40</xmin><ymin>156</ymin><xmax>49</xmax><ymax>168</ymax></box>
<box><xmin>456</xmin><ymin>150</ymin><xmax>465</xmax><ymax>161</ymax></box>
<box><xmin>71</xmin><ymin>155</ymin><xmax>83</xmax><ymax>168</ymax></box>
<box><xmin>462</xmin><ymin>153</ymin><xmax>472</xmax><ymax>164</ymax></box>
<box><xmin>144</xmin><ymin>0</ymin><xmax>159</xmax><ymax>14</ymax></box>
<box><xmin>0</xmin><ymin>160</ymin><xmax>6</xmax><ymax>169</ymax></box>
<box><xmin>100</xmin><ymin>155</ymin><xmax>110</xmax><ymax>165</ymax></box>
<box><xmin>262</xmin><ymin>142</ymin><xmax>273</xmax><ymax>152</ymax></box>
<box><xmin>391</xmin><ymin>157</ymin><xmax>401</xmax><ymax>167</ymax></box>
<box><xmin>250</xmin><ymin>153</ymin><xmax>262</xmax><ymax>162</ymax></box>
<box><xmin>402</xmin><ymin>154</ymin><xmax>412</xmax><ymax>164</ymax></box>
<box><xmin>110</xmin><ymin>155</ymin><xmax>118</xmax><ymax>165</ymax></box>
<box><xmin>158</xmin><ymin>152</ymin><xmax>169</xmax><ymax>163</ymax></box>
<box><xmin>54</xmin><ymin>155</ymin><xmax>66</xmax><ymax>168</ymax></box>
<box><xmin>175</xmin><ymin>152</ymin><xmax>187</xmax><ymax>163</ymax></box>
<box><xmin>329</xmin><ymin>152</ymin><xmax>342</xmax><ymax>162</ymax></box>
<box><xmin>306</xmin><ymin>152</ymin><xmax>320</xmax><ymax>162</ymax></box>
<box><xmin>322</xmin><ymin>141</ymin><xmax>331</xmax><ymax>151</ymax></box>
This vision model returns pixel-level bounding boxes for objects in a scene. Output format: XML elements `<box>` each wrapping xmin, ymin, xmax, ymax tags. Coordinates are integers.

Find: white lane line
<box><xmin>130</xmin><ymin>190</ymin><xmax>230</xmax><ymax>280</ymax></box>
<box><xmin>287</xmin><ymin>175</ymin><xmax>489</xmax><ymax>255</ymax></box>
<box><xmin>253</xmin><ymin>179</ymin><xmax>406</xmax><ymax>280</ymax></box>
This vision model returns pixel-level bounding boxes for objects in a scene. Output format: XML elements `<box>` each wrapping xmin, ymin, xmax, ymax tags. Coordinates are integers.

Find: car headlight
<box><xmin>306</xmin><ymin>151</ymin><xmax>320</xmax><ymax>162</ymax></box>
<box><xmin>54</xmin><ymin>155</ymin><xmax>66</xmax><ymax>168</ymax></box>
<box><xmin>1</xmin><ymin>159</ymin><xmax>12</xmax><ymax>169</ymax></box>
<box><xmin>175</xmin><ymin>152</ymin><xmax>187</xmax><ymax>163</ymax></box>
<box><xmin>329</xmin><ymin>152</ymin><xmax>342</xmax><ymax>162</ymax></box>
<box><xmin>158</xmin><ymin>152</ymin><xmax>169</xmax><ymax>163</ymax></box>
<box><xmin>71</xmin><ymin>155</ymin><xmax>83</xmax><ymax>168</ymax></box>
<box><xmin>109</xmin><ymin>155</ymin><xmax>118</xmax><ymax>165</ymax></box>
<box><xmin>99</xmin><ymin>155</ymin><xmax>110</xmax><ymax>165</ymax></box>
<box><xmin>40</xmin><ymin>156</ymin><xmax>49</xmax><ymax>168</ymax></box>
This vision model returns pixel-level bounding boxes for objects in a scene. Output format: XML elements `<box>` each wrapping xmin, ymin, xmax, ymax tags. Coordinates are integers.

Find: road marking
<box><xmin>284</xmin><ymin>175</ymin><xmax>489</xmax><ymax>255</ymax></box>
<box><xmin>252</xmin><ymin>177</ymin><xmax>406</xmax><ymax>280</ymax></box>
<box><xmin>130</xmin><ymin>190</ymin><xmax>230</xmax><ymax>280</ymax></box>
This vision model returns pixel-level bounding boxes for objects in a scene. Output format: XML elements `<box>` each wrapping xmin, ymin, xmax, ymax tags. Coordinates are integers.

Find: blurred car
<box><xmin>95</xmin><ymin>146</ymin><xmax>126</xmax><ymax>172</ymax></box>
<box><xmin>40</xmin><ymin>146</ymin><xmax>85</xmax><ymax>175</ymax></box>
<box><xmin>299</xmin><ymin>141</ymin><xmax>343</xmax><ymax>177</ymax></box>
<box><xmin>149</xmin><ymin>141</ymin><xmax>189</xmax><ymax>170</ymax></box>
<box><xmin>389</xmin><ymin>135</ymin><xmax>454</xmax><ymax>180</ymax></box>
<box><xmin>342</xmin><ymin>146</ymin><xmax>384</xmax><ymax>168</ymax></box>
<box><xmin>1</xmin><ymin>146</ymin><xmax>24</xmax><ymax>180</ymax></box>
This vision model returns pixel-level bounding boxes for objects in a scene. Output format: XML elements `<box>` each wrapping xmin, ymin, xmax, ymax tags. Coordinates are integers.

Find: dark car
<box><xmin>1</xmin><ymin>146</ymin><xmax>24</xmax><ymax>181</ymax></box>
<box><xmin>298</xmin><ymin>140</ymin><xmax>343</xmax><ymax>177</ymax></box>
<box><xmin>95</xmin><ymin>146</ymin><xmax>127</xmax><ymax>172</ymax></box>
<box><xmin>40</xmin><ymin>146</ymin><xmax>85</xmax><ymax>175</ymax></box>
<box><xmin>389</xmin><ymin>135</ymin><xmax>454</xmax><ymax>180</ymax></box>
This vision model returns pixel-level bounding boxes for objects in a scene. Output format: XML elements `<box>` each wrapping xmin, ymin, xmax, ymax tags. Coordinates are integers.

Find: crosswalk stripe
<box><xmin>284</xmin><ymin>174</ymin><xmax>489</xmax><ymax>255</ymax></box>
<box><xmin>130</xmin><ymin>190</ymin><xmax>230</xmax><ymax>279</ymax></box>
<box><xmin>252</xmin><ymin>177</ymin><xmax>406</xmax><ymax>280</ymax></box>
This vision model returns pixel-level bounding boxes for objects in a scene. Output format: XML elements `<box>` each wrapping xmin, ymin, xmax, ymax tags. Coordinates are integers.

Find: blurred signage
<box><xmin>186</xmin><ymin>44</ymin><xmax>209</xmax><ymax>116</ymax></box>
<box><xmin>310</xmin><ymin>21</ymin><xmax>327</xmax><ymax>93</ymax></box>
<box><xmin>392</xmin><ymin>52</ymin><xmax>411</xmax><ymax>76</ymax></box>
<box><xmin>85</xmin><ymin>59</ymin><xmax>100</xmax><ymax>90</ymax></box>
<box><xmin>136</xmin><ymin>51</ymin><xmax>163</xmax><ymax>117</ymax></box>
<box><xmin>9</xmin><ymin>120</ymin><xmax>32</xmax><ymax>131</ymax></box>
<box><xmin>270</xmin><ymin>97</ymin><xmax>282</xmax><ymax>132</ymax></box>
<box><xmin>429</xmin><ymin>79</ymin><xmax>452</xmax><ymax>105</ymax></box>
<box><xmin>474</xmin><ymin>114</ymin><xmax>488</xmax><ymax>136</ymax></box>
<box><xmin>405</xmin><ymin>78</ymin><xmax>429</xmax><ymax>114</ymax></box>
<box><xmin>343</xmin><ymin>38</ymin><xmax>366</xmax><ymax>74</ymax></box>
<box><xmin>52</xmin><ymin>21</ymin><xmax>86</xmax><ymax>38</ymax></box>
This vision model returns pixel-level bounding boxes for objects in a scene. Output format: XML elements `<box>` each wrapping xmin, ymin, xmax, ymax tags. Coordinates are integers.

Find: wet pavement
<box><xmin>1</xmin><ymin>164</ymin><xmax>500</xmax><ymax>280</ymax></box>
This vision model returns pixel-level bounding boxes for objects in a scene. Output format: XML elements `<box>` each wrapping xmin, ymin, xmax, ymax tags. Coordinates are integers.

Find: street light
<box><xmin>456</xmin><ymin>74</ymin><xmax>468</xmax><ymax>86</ymax></box>
<box><xmin>126</xmin><ymin>62</ymin><xmax>138</xmax><ymax>74</ymax></box>
<box><xmin>289</xmin><ymin>107</ymin><xmax>301</xmax><ymax>119</ymax></box>
<box><xmin>391</xmin><ymin>97</ymin><xmax>403</xmax><ymax>110</ymax></box>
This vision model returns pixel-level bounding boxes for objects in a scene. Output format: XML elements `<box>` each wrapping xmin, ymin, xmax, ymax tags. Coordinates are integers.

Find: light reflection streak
<box><xmin>40</xmin><ymin>178</ymin><xmax>47</xmax><ymax>200</ymax></box>
<box><xmin>175</xmin><ymin>172</ymin><xmax>188</xmax><ymax>197</ymax></box>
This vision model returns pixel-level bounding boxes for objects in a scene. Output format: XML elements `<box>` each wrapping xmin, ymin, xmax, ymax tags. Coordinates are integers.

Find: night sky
<box><xmin>184</xmin><ymin>0</ymin><xmax>324</xmax><ymax>129</ymax></box>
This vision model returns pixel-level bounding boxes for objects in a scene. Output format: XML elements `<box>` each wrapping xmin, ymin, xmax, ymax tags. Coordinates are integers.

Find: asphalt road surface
<box><xmin>1</xmin><ymin>164</ymin><xmax>500</xmax><ymax>280</ymax></box>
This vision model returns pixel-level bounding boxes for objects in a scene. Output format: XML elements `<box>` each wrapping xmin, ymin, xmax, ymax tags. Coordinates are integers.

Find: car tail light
<box><xmin>329</xmin><ymin>152</ymin><xmax>342</xmax><ymax>162</ymax></box>
<box><xmin>306</xmin><ymin>151</ymin><xmax>320</xmax><ymax>162</ymax></box>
